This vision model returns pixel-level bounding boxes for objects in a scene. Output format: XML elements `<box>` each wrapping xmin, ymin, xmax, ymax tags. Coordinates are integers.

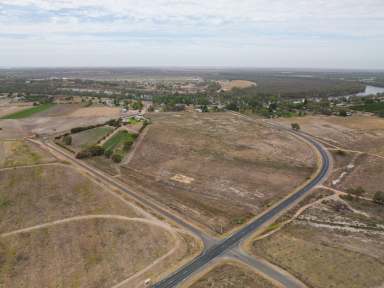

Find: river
<box><xmin>355</xmin><ymin>85</ymin><xmax>384</xmax><ymax>97</ymax></box>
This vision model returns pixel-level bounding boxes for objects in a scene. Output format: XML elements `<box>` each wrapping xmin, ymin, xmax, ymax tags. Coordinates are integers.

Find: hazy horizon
<box><xmin>1</xmin><ymin>1</ymin><xmax>383</xmax><ymax>69</ymax></box>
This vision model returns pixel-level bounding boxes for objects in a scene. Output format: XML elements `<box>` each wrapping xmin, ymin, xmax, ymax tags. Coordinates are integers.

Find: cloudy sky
<box><xmin>0</xmin><ymin>0</ymin><xmax>383</xmax><ymax>68</ymax></box>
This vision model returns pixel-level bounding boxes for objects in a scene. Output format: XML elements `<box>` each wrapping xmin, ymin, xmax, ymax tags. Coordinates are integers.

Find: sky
<box><xmin>0</xmin><ymin>0</ymin><xmax>383</xmax><ymax>69</ymax></box>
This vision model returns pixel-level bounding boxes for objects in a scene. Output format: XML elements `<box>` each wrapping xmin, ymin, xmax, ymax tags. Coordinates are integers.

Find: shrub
<box><xmin>104</xmin><ymin>149</ymin><xmax>113</xmax><ymax>158</ymax></box>
<box><xmin>76</xmin><ymin>145</ymin><xmax>104</xmax><ymax>159</ymax></box>
<box><xmin>111</xmin><ymin>153</ymin><xmax>123</xmax><ymax>163</ymax></box>
<box><xmin>373</xmin><ymin>191</ymin><xmax>384</xmax><ymax>205</ymax></box>
<box><xmin>123</xmin><ymin>139</ymin><xmax>134</xmax><ymax>151</ymax></box>
<box><xmin>291</xmin><ymin>123</ymin><xmax>301</xmax><ymax>131</ymax></box>
<box><xmin>347</xmin><ymin>186</ymin><xmax>365</xmax><ymax>199</ymax></box>
<box><xmin>63</xmin><ymin>135</ymin><xmax>72</xmax><ymax>145</ymax></box>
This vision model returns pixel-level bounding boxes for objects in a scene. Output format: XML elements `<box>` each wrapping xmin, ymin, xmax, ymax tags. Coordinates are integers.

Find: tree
<box><xmin>63</xmin><ymin>135</ymin><xmax>72</xmax><ymax>145</ymax></box>
<box><xmin>291</xmin><ymin>123</ymin><xmax>301</xmax><ymax>131</ymax></box>
<box><xmin>373</xmin><ymin>191</ymin><xmax>384</xmax><ymax>205</ymax></box>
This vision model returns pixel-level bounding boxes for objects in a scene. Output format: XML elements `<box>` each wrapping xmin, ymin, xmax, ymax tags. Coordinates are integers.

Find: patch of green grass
<box><xmin>0</xmin><ymin>103</ymin><xmax>56</xmax><ymax>119</ymax></box>
<box><xmin>0</xmin><ymin>195</ymin><xmax>11</xmax><ymax>209</ymax></box>
<box><xmin>103</xmin><ymin>131</ymin><xmax>136</xmax><ymax>153</ymax></box>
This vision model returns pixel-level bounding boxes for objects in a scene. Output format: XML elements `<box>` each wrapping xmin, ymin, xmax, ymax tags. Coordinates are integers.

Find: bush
<box><xmin>104</xmin><ymin>149</ymin><xmax>113</xmax><ymax>158</ymax></box>
<box><xmin>76</xmin><ymin>145</ymin><xmax>104</xmax><ymax>159</ymax></box>
<box><xmin>111</xmin><ymin>153</ymin><xmax>123</xmax><ymax>163</ymax></box>
<box><xmin>291</xmin><ymin>123</ymin><xmax>301</xmax><ymax>131</ymax></box>
<box><xmin>123</xmin><ymin>139</ymin><xmax>134</xmax><ymax>151</ymax></box>
<box><xmin>373</xmin><ymin>191</ymin><xmax>384</xmax><ymax>205</ymax></box>
<box><xmin>347</xmin><ymin>186</ymin><xmax>365</xmax><ymax>199</ymax></box>
<box><xmin>63</xmin><ymin>135</ymin><xmax>72</xmax><ymax>145</ymax></box>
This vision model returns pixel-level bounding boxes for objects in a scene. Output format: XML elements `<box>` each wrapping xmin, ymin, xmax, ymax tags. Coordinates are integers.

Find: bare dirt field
<box><xmin>69</xmin><ymin>106</ymin><xmax>121</xmax><ymax>118</ymax></box>
<box><xmin>275</xmin><ymin>115</ymin><xmax>384</xmax><ymax>156</ymax></box>
<box><xmin>118</xmin><ymin>112</ymin><xmax>316</xmax><ymax>234</ymax></box>
<box><xmin>251</xmin><ymin>196</ymin><xmax>384</xmax><ymax>288</ymax></box>
<box><xmin>0</xmin><ymin>105</ymin><xmax>32</xmax><ymax>118</ymax></box>
<box><xmin>30</xmin><ymin>103</ymin><xmax>82</xmax><ymax>117</ymax></box>
<box><xmin>219</xmin><ymin>80</ymin><xmax>257</xmax><ymax>91</ymax></box>
<box><xmin>187</xmin><ymin>261</ymin><xmax>277</xmax><ymax>288</ymax></box>
<box><xmin>0</xmin><ymin>115</ymin><xmax>116</xmax><ymax>138</ymax></box>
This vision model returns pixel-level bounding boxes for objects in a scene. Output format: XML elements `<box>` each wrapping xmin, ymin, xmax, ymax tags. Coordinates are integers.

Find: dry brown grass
<box><xmin>0</xmin><ymin>218</ymin><xmax>174</xmax><ymax>288</ymax></box>
<box><xmin>0</xmin><ymin>140</ymin><xmax>55</xmax><ymax>168</ymax></box>
<box><xmin>69</xmin><ymin>106</ymin><xmax>120</xmax><ymax>118</ymax></box>
<box><xmin>188</xmin><ymin>261</ymin><xmax>277</xmax><ymax>288</ymax></box>
<box><xmin>0</xmin><ymin>165</ymin><xmax>142</xmax><ymax>233</ymax></box>
<box><xmin>275</xmin><ymin>115</ymin><xmax>384</xmax><ymax>155</ymax></box>
<box><xmin>251</xmin><ymin>198</ymin><xmax>384</xmax><ymax>288</ymax></box>
<box><xmin>118</xmin><ymin>112</ymin><xmax>316</xmax><ymax>234</ymax></box>
<box><xmin>326</xmin><ymin>153</ymin><xmax>384</xmax><ymax>198</ymax></box>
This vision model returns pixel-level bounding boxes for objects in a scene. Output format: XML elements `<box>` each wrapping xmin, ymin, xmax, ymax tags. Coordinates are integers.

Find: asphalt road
<box><xmin>153</xmin><ymin>126</ymin><xmax>331</xmax><ymax>288</ymax></box>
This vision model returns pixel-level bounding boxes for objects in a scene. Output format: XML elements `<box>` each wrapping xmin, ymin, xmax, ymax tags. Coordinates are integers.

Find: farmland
<box><xmin>0</xmin><ymin>103</ymin><xmax>56</xmax><ymax>119</ymax></box>
<box><xmin>71</xmin><ymin>126</ymin><xmax>114</xmax><ymax>150</ymax></box>
<box><xmin>103</xmin><ymin>130</ymin><xmax>137</xmax><ymax>153</ymax></box>
<box><xmin>119</xmin><ymin>112</ymin><xmax>317</xmax><ymax>235</ymax></box>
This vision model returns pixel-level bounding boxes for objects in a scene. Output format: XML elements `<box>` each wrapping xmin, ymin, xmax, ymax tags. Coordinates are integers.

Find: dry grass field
<box><xmin>0</xmin><ymin>105</ymin><xmax>121</xmax><ymax>138</ymax></box>
<box><xmin>326</xmin><ymin>152</ymin><xmax>384</xmax><ymax>198</ymax></box>
<box><xmin>69</xmin><ymin>106</ymin><xmax>120</xmax><ymax>118</ymax></box>
<box><xmin>251</xmin><ymin>198</ymin><xmax>384</xmax><ymax>288</ymax></box>
<box><xmin>0</xmin><ymin>218</ymin><xmax>174</xmax><ymax>288</ymax></box>
<box><xmin>187</xmin><ymin>261</ymin><xmax>277</xmax><ymax>288</ymax></box>
<box><xmin>119</xmin><ymin>112</ymin><xmax>316</xmax><ymax>234</ymax></box>
<box><xmin>0</xmin><ymin>140</ymin><xmax>55</xmax><ymax>168</ymax></box>
<box><xmin>0</xmin><ymin>139</ymin><xmax>201</xmax><ymax>287</ymax></box>
<box><xmin>71</xmin><ymin>126</ymin><xmax>114</xmax><ymax>150</ymax></box>
<box><xmin>276</xmin><ymin>115</ymin><xmax>384</xmax><ymax>156</ymax></box>
<box><xmin>219</xmin><ymin>80</ymin><xmax>257</xmax><ymax>91</ymax></box>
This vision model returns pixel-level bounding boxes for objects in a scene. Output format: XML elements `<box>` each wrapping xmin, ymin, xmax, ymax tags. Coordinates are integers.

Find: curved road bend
<box><xmin>153</xmin><ymin>122</ymin><xmax>331</xmax><ymax>288</ymax></box>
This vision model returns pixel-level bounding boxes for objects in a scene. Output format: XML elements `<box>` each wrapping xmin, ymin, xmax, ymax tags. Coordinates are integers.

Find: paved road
<box><xmin>153</xmin><ymin>123</ymin><xmax>331</xmax><ymax>288</ymax></box>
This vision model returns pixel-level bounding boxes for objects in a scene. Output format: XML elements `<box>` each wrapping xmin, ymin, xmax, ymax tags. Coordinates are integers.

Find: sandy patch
<box><xmin>69</xmin><ymin>106</ymin><xmax>121</xmax><ymax>117</ymax></box>
<box><xmin>171</xmin><ymin>174</ymin><xmax>195</xmax><ymax>184</ymax></box>
<box><xmin>219</xmin><ymin>80</ymin><xmax>257</xmax><ymax>91</ymax></box>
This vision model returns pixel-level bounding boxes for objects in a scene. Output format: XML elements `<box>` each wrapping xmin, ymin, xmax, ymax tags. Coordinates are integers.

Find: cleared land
<box><xmin>0</xmin><ymin>165</ymin><xmax>142</xmax><ymax>233</ymax></box>
<box><xmin>188</xmin><ymin>261</ymin><xmax>277</xmax><ymax>288</ymax></box>
<box><xmin>0</xmin><ymin>218</ymin><xmax>174</xmax><ymax>288</ymax></box>
<box><xmin>276</xmin><ymin>115</ymin><xmax>384</xmax><ymax>156</ymax></box>
<box><xmin>251</xmin><ymin>197</ymin><xmax>384</xmax><ymax>288</ymax></box>
<box><xmin>326</xmin><ymin>152</ymin><xmax>384</xmax><ymax>198</ymax></box>
<box><xmin>0</xmin><ymin>140</ymin><xmax>55</xmax><ymax>168</ymax></box>
<box><xmin>0</xmin><ymin>139</ymin><xmax>201</xmax><ymax>288</ymax></box>
<box><xmin>0</xmin><ymin>105</ymin><xmax>33</xmax><ymax>118</ymax></box>
<box><xmin>0</xmin><ymin>103</ymin><xmax>56</xmax><ymax>119</ymax></box>
<box><xmin>71</xmin><ymin>126</ymin><xmax>114</xmax><ymax>150</ymax></box>
<box><xmin>219</xmin><ymin>80</ymin><xmax>257</xmax><ymax>91</ymax></box>
<box><xmin>119</xmin><ymin>112</ymin><xmax>316</xmax><ymax>234</ymax></box>
<box><xmin>69</xmin><ymin>106</ymin><xmax>120</xmax><ymax>118</ymax></box>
